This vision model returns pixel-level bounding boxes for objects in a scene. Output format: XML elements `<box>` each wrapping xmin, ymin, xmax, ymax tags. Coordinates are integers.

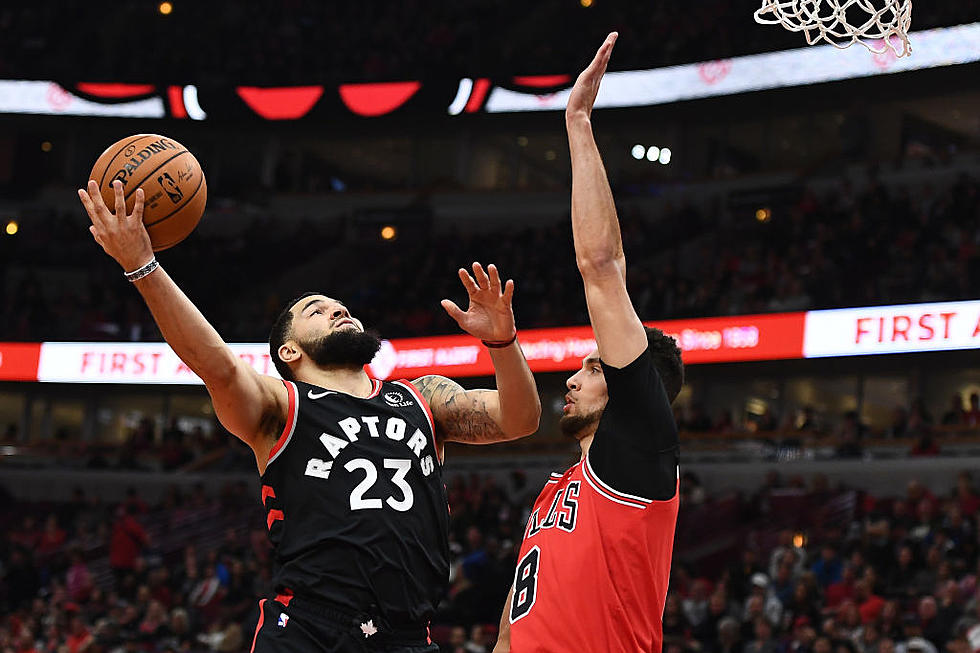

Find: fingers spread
<box><xmin>86</xmin><ymin>180</ymin><xmax>110</xmax><ymax>214</ymax></box>
<box><xmin>132</xmin><ymin>187</ymin><xmax>145</xmax><ymax>220</ymax></box>
<box><xmin>487</xmin><ymin>263</ymin><xmax>502</xmax><ymax>293</ymax></box>
<box><xmin>472</xmin><ymin>262</ymin><xmax>491</xmax><ymax>289</ymax></box>
<box><xmin>78</xmin><ymin>188</ymin><xmax>100</xmax><ymax>224</ymax></box>
<box><xmin>113</xmin><ymin>180</ymin><xmax>127</xmax><ymax>219</ymax></box>
<box><xmin>458</xmin><ymin>267</ymin><xmax>479</xmax><ymax>294</ymax></box>
<box><xmin>503</xmin><ymin>279</ymin><xmax>515</xmax><ymax>302</ymax></box>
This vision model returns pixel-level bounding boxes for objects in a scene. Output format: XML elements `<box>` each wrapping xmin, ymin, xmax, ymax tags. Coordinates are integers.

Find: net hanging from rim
<box><xmin>754</xmin><ymin>0</ymin><xmax>912</xmax><ymax>58</ymax></box>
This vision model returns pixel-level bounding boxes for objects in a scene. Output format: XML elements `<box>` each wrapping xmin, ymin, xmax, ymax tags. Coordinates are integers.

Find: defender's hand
<box><xmin>78</xmin><ymin>179</ymin><xmax>154</xmax><ymax>271</ymax></box>
<box><xmin>442</xmin><ymin>262</ymin><xmax>517</xmax><ymax>343</ymax></box>
<box><xmin>566</xmin><ymin>31</ymin><xmax>617</xmax><ymax>123</ymax></box>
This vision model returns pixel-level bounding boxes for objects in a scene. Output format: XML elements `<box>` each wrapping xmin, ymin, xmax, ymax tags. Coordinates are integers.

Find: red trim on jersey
<box><xmin>261</xmin><ymin>485</ymin><xmax>276</xmax><ymax>505</ymax></box>
<box><xmin>394</xmin><ymin>379</ymin><xmax>441</xmax><ymax>463</ymax></box>
<box><xmin>367</xmin><ymin>378</ymin><xmax>383</xmax><ymax>399</ymax></box>
<box><xmin>268</xmin><ymin>381</ymin><xmax>298</xmax><ymax>464</ymax></box>
<box><xmin>580</xmin><ymin>458</ymin><xmax>649</xmax><ymax>509</ymax></box>
<box><xmin>275</xmin><ymin>589</ymin><xmax>293</xmax><ymax>606</ymax></box>
<box><xmin>249</xmin><ymin>599</ymin><xmax>266</xmax><ymax>653</ymax></box>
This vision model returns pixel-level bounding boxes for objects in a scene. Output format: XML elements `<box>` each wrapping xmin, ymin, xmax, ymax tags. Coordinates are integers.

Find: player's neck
<box><xmin>577</xmin><ymin>432</ymin><xmax>596</xmax><ymax>459</ymax></box>
<box><xmin>299</xmin><ymin>366</ymin><xmax>374</xmax><ymax>397</ymax></box>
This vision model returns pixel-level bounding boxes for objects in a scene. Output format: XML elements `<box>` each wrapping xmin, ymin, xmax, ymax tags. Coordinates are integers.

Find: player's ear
<box><xmin>278</xmin><ymin>342</ymin><xmax>301</xmax><ymax>365</ymax></box>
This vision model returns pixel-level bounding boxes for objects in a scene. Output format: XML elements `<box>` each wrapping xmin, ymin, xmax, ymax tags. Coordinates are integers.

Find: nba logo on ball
<box><xmin>157</xmin><ymin>172</ymin><xmax>183</xmax><ymax>203</ymax></box>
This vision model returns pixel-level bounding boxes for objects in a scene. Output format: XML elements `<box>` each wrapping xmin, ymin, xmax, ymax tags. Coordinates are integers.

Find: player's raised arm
<box><xmin>78</xmin><ymin>180</ymin><xmax>286</xmax><ymax>465</ymax></box>
<box><xmin>411</xmin><ymin>262</ymin><xmax>540</xmax><ymax>447</ymax></box>
<box><xmin>565</xmin><ymin>32</ymin><xmax>648</xmax><ymax>368</ymax></box>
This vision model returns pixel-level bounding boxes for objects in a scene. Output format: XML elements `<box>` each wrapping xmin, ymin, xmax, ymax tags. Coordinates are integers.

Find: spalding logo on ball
<box><xmin>89</xmin><ymin>134</ymin><xmax>207</xmax><ymax>251</ymax></box>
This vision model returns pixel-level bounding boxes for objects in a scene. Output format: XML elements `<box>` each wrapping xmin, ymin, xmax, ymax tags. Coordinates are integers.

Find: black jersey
<box><xmin>259</xmin><ymin>378</ymin><xmax>449</xmax><ymax>627</ymax></box>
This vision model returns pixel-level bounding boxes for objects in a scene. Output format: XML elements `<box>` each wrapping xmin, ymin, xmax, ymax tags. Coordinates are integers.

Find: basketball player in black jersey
<box><xmin>78</xmin><ymin>180</ymin><xmax>542</xmax><ymax>652</ymax></box>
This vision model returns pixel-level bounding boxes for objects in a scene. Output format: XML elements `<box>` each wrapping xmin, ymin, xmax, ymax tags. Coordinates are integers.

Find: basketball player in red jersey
<box><xmin>493</xmin><ymin>33</ymin><xmax>684</xmax><ymax>653</ymax></box>
<box><xmin>78</xmin><ymin>180</ymin><xmax>541</xmax><ymax>652</ymax></box>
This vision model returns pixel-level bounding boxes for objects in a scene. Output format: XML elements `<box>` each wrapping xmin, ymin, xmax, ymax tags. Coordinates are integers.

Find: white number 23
<box><xmin>345</xmin><ymin>458</ymin><xmax>414</xmax><ymax>512</ymax></box>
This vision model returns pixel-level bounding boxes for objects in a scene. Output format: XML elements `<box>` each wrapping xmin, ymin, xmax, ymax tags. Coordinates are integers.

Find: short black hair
<box><xmin>269</xmin><ymin>292</ymin><xmax>322</xmax><ymax>381</ymax></box>
<box><xmin>645</xmin><ymin>326</ymin><xmax>684</xmax><ymax>404</ymax></box>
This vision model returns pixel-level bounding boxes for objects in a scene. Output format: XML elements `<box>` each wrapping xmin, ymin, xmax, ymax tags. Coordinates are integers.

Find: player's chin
<box><xmin>559</xmin><ymin>412</ymin><xmax>597</xmax><ymax>440</ymax></box>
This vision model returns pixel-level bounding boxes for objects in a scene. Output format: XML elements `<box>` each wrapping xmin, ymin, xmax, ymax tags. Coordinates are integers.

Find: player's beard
<box><xmin>559</xmin><ymin>409</ymin><xmax>602</xmax><ymax>440</ymax></box>
<box><xmin>303</xmin><ymin>328</ymin><xmax>383</xmax><ymax>369</ymax></box>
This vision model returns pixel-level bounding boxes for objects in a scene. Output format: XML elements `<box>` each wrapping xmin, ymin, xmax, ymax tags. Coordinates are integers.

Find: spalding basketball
<box><xmin>89</xmin><ymin>134</ymin><xmax>207</xmax><ymax>251</ymax></box>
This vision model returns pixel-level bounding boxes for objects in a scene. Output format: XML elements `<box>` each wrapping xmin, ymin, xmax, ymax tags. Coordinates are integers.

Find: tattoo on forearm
<box><xmin>412</xmin><ymin>375</ymin><xmax>507</xmax><ymax>444</ymax></box>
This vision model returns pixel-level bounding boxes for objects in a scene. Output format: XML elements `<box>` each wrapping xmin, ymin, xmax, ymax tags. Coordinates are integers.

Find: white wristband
<box><xmin>124</xmin><ymin>258</ymin><xmax>159</xmax><ymax>283</ymax></box>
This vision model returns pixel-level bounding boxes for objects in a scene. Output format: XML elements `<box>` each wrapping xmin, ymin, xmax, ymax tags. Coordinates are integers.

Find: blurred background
<box><xmin>1</xmin><ymin>1</ymin><xmax>980</xmax><ymax>652</ymax></box>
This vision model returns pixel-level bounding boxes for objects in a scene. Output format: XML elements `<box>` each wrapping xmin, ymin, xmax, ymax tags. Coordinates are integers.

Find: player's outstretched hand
<box><xmin>442</xmin><ymin>262</ymin><xmax>517</xmax><ymax>343</ymax></box>
<box><xmin>566</xmin><ymin>31</ymin><xmax>617</xmax><ymax>123</ymax></box>
<box><xmin>78</xmin><ymin>179</ymin><xmax>154</xmax><ymax>272</ymax></box>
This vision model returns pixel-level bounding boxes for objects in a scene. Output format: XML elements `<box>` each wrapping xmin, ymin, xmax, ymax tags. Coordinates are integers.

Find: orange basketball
<box><xmin>88</xmin><ymin>134</ymin><xmax>207</xmax><ymax>252</ymax></box>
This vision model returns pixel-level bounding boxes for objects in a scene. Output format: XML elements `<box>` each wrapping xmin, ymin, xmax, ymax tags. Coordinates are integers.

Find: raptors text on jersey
<box><xmin>260</xmin><ymin>378</ymin><xmax>449</xmax><ymax>627</ymax></box>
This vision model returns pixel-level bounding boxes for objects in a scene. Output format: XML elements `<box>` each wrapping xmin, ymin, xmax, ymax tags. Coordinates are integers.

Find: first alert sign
<box><xmin>803</xmin><ymin>300</ymin><xmax>980</xmax><ymax>358</ymax></box>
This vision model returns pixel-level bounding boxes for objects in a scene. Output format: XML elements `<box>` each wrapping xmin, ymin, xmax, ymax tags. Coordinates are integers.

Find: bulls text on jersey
<box><xmin>524</xmin><ymin>480</ymin><xmax>580</xmax><ymax>539</ymax></box>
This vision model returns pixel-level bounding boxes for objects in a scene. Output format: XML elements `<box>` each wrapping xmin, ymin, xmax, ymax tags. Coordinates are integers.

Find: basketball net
<box><xmin>754</xmin><ymin>0</ymin><xmax>912</xmax><ymax>58</ymax></box>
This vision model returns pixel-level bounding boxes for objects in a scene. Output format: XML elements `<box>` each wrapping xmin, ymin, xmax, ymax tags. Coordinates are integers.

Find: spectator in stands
<box><xmin>826</xmin><ymin>565</ymin><xmax>857</xmax><ymax>609</ymax></box>
<box><xmin>65</xmin><ymin>550</ymin><xmax>93</xmax><ymax>603</ymax></box>
<box><xmin>137</xmin><ymin>599</ymin><xmax>168</xmax><ymax>640</ymax></box>
<box><xmin>769</xmin><ymin>530</ymin><xmax>807</xmax><ymax>579</ymax></box>
<box><xmin>37</xmin><ymin>514</ymin><xmax>66</xmax><ymax>560</ymax></box>
<box><xmin>108</xmin><ymin>504</ymin><xmax>149</xmax><ymax>584</ymax></box>
<box><xmin>813</xmin><ymin>544</ymin><xmax>844</xmax><ymax>589</ymax></box>
<box><xmin>909</xmin><ymin>416</ymin><xmax>940</xmax><ymax>456</ymax></box>
<box><xmin>954</xmin><ymin>472</ymin><xmax>980</xmax><ymax>516</ymax></box>
<box><xmin>730</xmin><ymin>549</ymin><xmax>766</xmax><ymax>602</ymax></box>
<box><xmin>787</xmin><ymin>619</ymin><xmax>818</xmax><ymax>653</ymax></box>
<box><xmin>745</xmin><ymin>617</ymin><xmax>778</xmax><ymax>653</ymax></box>
<box><xmin>855</xmin><ymin>622</ymin><xmax>881</xmax><ymax>653</ymax></box>
<box><xmin>885</xmin><ymin>407</ymin><xmax>909</xmax><ymax>438</ymax></box>
<box><xmin>922</xmin><ymin>593</ymin><xmax>961</xmax><ymax>649</ymax></box>
<box><xmin>771</xmin><ymin>561</ymin><xmax>797</xmax><ymax>607</ymax></box>
<box><xmin>962</xmin><ymin>393</ymin><xmax>980</xmax><ymax>428</ymax></box>
<box><xmin>717</xmin><ymin>615</ymin><xmax>744</xmax><ymax>653</ymax></box>
<box><xmin>665</xmin><ymin>594</ymin><xmax>693</xmax><ymax>644</ymax></box>
<box><xmin>746</xmin><ymin>574</ymin><xmax>783</xmax><ymax>630</ymax></box>
<box><xmin>941</xmin><ymin>395</ymin><xmax>965</xmax><ymax>426</ymax></box>
<box><xmin>696</xmin><ymin>590</ymin><xmax>735</xmax><ymax>646</ymax></box>
<box><xmin>683</xmin><ymin>579</ymin><xmax>712</xmax><ymax>628</ymax></box>
<box><xmin>836</xmin><ymin>411</ymin><xmax>866</xmax><ymax>459</ymax></box>
<box><xmin>855</xmin><ymin>578</ymin><xmax>885</xmax><ymax>624</ymax></box>
<box><xmin>9</xmin><ymin>515</ymin><xmax>41</xmax><ymax>551</ymax></box>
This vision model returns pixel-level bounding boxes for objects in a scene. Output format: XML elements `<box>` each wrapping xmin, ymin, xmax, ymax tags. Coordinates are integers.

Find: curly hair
<box><xmin>645</xmin><ymin>326</ymin><xmax>684</xmax><ymax>403</ymax></box>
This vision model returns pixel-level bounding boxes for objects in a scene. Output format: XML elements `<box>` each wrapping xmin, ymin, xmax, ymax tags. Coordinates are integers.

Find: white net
<box><xmin>754</xmin><ymin>0</ymin><xmax>913</xmax><ymax>57</ymax></box>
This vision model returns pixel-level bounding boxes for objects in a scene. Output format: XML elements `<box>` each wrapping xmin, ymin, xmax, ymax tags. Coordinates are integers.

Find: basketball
<box><xmin>88</xmin><ymin>134</ymin><xmax>207</xmax><ymax>252</ymax></box>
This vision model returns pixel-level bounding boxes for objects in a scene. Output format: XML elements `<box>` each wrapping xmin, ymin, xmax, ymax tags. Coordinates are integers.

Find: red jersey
<box><xmin>509</xmin><ymin>348</ymin><xmax>681</xmax><ymax>653</ymax></box>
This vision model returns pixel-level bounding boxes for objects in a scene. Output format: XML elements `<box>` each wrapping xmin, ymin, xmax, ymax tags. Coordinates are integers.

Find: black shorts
<box><xmin>248</xmin><ymin>595</ymin><xmax>439</xmax><ymax>653</ymax></box>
